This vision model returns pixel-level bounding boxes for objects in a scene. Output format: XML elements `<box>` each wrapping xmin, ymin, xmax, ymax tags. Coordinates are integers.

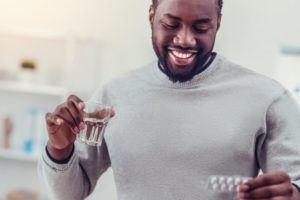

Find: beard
<box><xmin>152</xmin><ymin>37</ymin><xmax>214</xmax><ymax>83</ymax></box>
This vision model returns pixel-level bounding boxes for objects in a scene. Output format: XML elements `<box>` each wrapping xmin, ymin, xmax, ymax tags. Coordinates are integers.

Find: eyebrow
<box><xmin>163</xmin><ymin>13</ymin><xmax>181</xmax><ymax>21</ymax></box>
<box><xmin>195</xmin><ymin>18</ymin><xmax>212</xmax><ymax>24</ymax></box>
<box><xmin>163</xmin><ymin>13</ymin><xmax>212</xmax><ymax>24</ymax></box>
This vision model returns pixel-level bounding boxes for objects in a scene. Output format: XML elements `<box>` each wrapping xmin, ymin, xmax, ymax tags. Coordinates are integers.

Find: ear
<box><xmin>149</xmin><ymin>5</ymin><xmax>155</xmax><ymax>27</ymax></box>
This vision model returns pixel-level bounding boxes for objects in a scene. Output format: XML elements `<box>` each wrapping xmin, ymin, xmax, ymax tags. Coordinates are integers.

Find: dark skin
<box><xmin>46</xmin><ymin>95</ymin><xmax>115</xmax><ymax>160</ymax></box>
<box><xmin>46</xmin><ymin>95</ymin><xmax>84</xmax><ymax>160</ymax></box>
<box><xmin>149</xmin><ymin>0</ymin><xmax>300</xmax><ymax>199</ymax></box>
<box><xmin>150</xmin><ymin>0</ymin><xmax>220</xmax><ymax>82</ymax></box>
<box><xmin>238</xmin><ymin>171</ymin><xmax>298</xmax><ymax>200</ymax></box>
<box><xmin>46</xmin><ymin>0</ymin><xmax>300</xmax><ymax>199</ymax></box>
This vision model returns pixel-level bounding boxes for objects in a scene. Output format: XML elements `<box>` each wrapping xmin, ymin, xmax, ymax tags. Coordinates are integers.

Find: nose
<box><xmin>173</xmin><ymin>28</ymin><xmax>197</xmax><ymax>48</ymax></box>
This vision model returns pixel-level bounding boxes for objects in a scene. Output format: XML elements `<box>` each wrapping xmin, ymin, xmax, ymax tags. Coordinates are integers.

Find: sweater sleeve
<box><xmin>257</xmin><ymin>90</ymin><xmax>300</xmax><ymax>187</ymax></box>
<box><xmin>38</xmin><ymin>140</ymin><xmax>111</xmax><ymax>200</ymax></box>
<box><xmin>38</xmin><ymin>85</ymin><xmax>112</xmax><ymax>200</ymax></box>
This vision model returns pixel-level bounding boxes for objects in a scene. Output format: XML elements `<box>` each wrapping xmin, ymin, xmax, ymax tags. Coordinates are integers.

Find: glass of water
<box><xmin>76</xmin><ymin>101</ymin><xmax>113</xmax><ymax>146</ymax></box>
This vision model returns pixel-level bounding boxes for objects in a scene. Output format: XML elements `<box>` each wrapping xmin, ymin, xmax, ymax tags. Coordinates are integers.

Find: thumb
<box><xmin>46</xmin><ymin>113</ymin><xmax>64</xmax><ymax>134</ymax></box>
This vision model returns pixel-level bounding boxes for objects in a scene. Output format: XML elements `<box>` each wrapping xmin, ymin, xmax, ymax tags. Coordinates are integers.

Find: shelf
<box><xmin>0</xmin><ymin>80</ymin><xmax>66</xmax><ymax>97</ymax></box>
<box><xmin>0</xmin><ymin>148</ymin><xmax>38</xmax><ymax>162</ymax></box>
<box><xmin>0</xmin><ymin>28</ymin><xmax>96</xmax><ymax>42</ymax></box>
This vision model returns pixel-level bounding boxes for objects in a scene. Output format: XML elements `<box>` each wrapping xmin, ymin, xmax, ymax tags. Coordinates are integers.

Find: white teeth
<box><xmin>172</xmin><ymin>51</ymin><xmax>193</xmax><ymax>59</ymax></box>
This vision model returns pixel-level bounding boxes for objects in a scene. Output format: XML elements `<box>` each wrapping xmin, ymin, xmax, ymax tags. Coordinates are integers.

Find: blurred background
<box><xmin>0</xmin><ymin>0</ymin><xmax>299</xmax><ymax>199</ymax></box>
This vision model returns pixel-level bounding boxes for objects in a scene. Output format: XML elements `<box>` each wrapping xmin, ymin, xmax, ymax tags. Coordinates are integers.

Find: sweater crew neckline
<box><xmin>151</xmin><ymin>53</ymin><xmax>222</xmax><ymax>89</ymax></box>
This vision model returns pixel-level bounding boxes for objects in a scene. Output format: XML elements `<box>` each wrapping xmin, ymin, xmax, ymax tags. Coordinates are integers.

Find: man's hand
<box><xmin>46</xmin><ymin>95</ymin><xmax>85</xmax><ymax>161</ymax></box>
<box><xmin>238</xmin><ymin>171</ymin><xmax>300</xmax><ymax>200</ymax></box>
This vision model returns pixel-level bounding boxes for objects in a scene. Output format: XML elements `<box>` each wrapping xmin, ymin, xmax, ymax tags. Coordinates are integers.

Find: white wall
<box><xmin>1</xmin><ymin>0</ymin><xmax>300</xmax><ymax>78</ymax></box>
<box><xmin>215</xmin><ymin>0</ymin><xmax>300</xmax><ymax>76</ymax></box>
<box><xmin>0</xmin><ymin>0</ymin><xmax>155</xmax><ymax>83</ymax></box>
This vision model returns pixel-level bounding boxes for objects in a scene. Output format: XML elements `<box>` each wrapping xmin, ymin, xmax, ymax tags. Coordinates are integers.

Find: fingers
<box><xmin>46</xmin><ymin>111</ymin><xmax>78</xmax><ymax>150</ymax></box>
<box><xmin>111</xmin><ymin>110</ymin><xmax>116</xmax><ymax>117</ymax></box>
<box><xmin>45</xmin><ymin>112</ymin><xmax>64</xmax><ymax>134</ymax></box>
<box><xmin>66</xmin><ymin>100</ymin><xmax>84</xmax><ymax>129</ymax></box>
<box><xmin>240</xmin><ymin>197</ymin><xmax>292</xmax><ymax>200</ymax></box>
<box><xmin>87</xmin><ymin>108</ymin><xmax>115</xmax><ymax>120</ymax></box>
<box><xmin>238</xmin><ymin>181</ymin><xmax>293</xmax><ymax>199</ymax></box>
<box><xmin>45</xmin><ymin>95</ymin><xmax>86</xmax><ymax>150</ymax></box>
<box><xmin>242</xmin><ymin>172</ymin><xmax>290</xmax><ymax>192</ymax></box>
<box><xmin>46</xmin><ymin>112</ymin><xmax>78</xmax><ymax>135</ymax></box>
<box><xmin>67</xmin><ymin>95</ymin><xmax>85</xmax><ymax>109</ymax></box>
<box><xmin>53</xmin><ymin>95</ymin><xmax>85</xmax><ymax>133</ymax></box>
<box><xmin>67</xmin><ymin>95</ymin><xmax>85</xmax><ymax>125</ymax></box>
<box><xmin>47</xmin><ymin>94</ymin><xmax>115</xmax><ymax>137</ymax></box>
<box><xmin>238</xmin><ymin>172</ymin><xmax>293</xmax><ymax>199</ymax></box>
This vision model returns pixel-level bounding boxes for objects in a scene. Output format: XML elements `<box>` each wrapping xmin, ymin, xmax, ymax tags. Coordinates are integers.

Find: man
<box><xmin>39</xmin><ymin>0</ymin><xmax>300</xmax><ymax>199</ymax></box>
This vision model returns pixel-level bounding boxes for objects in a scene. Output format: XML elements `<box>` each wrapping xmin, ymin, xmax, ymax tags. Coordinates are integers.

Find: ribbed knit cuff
<box><xmin>42</xmin><ymin>145</ymin><xmax>76</xmax><ymax>172</ymax></box>
<box><xmin>45</xmin><ymin>145</ymin><xmax>74</xmax><ymax>164</ymax></box>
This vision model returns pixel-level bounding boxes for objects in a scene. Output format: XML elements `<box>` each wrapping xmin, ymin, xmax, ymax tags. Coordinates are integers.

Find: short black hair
<box><xmin>151</xmin><ymin>0</ymin><xmax>223</xmax><ymax>16</ymax></box>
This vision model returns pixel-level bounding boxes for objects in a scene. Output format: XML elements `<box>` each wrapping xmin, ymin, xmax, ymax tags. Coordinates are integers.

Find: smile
<box><xmin>172</xmin><ymin>51</ymin><xmax>194</xmax><ymax>59</ymax></box>
<box><xmin>168</xmin><ymin>47</ymin><xmax>198</xmax><ymax>66</ymax></box>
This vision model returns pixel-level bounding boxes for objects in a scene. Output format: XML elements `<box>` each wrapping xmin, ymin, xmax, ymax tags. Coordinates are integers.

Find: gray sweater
<box><xmin>38</xmin><ymin>54</ymin><xmax>300</xmax><ymax>200</ymax></box>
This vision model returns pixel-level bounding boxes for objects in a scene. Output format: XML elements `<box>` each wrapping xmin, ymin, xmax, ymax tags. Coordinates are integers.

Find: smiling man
<box><xmin>39</xmin><ymin>0</ymin><xmax>300</xmax><ymax>200</ymax></box>
<box><xmin>151</xmin><ymin>0</ymin><xmax>221</xmax><ymax>82</ymax></box>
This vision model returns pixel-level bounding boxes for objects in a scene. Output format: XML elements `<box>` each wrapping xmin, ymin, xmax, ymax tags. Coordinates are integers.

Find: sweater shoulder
<box><xmin>217</xmin><ymin>56</ymin><xmax>287</xmax><ymax>99</ymax></box>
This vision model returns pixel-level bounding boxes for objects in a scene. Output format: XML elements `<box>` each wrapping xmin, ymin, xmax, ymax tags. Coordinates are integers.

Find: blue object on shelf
<box><xmin>23</xmin><ymin>139</ymin><xmax>33</xmax><ymax>153</ymax></box>
<box><xmin>22</xmin><ymin>108</ymin><xmax>38</xmax><ymax>154</ymax></box>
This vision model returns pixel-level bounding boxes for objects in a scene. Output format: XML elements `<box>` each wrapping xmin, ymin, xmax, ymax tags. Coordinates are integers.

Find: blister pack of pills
<box><xmin>207</xmin><ymin>175</ymin><xmax>251</xmax><ymax>192</ymax></box>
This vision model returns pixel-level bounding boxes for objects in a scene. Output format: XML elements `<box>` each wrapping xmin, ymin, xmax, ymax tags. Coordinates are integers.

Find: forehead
<box><xmin>156</xmin><ymin>0</ymin><xmax>218</xmax><ymax>19</ymax></box>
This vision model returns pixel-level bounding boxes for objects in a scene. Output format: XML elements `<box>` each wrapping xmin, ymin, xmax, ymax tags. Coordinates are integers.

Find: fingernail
<box><xmin>242</xmin><ymin>184</ymin><xmax>250</xmax><ymax>192</ymax></box>
<box><xmin>236</xmin><ymin>185</ymin><xmax>240</xmax><ymax>192</ymax></box>
<box><xmin>111</xmin><ymin>110</ymin><xmax>116</xmax><ymax>117</ymax></box>
<box><xmin>78</xmin><ymin>102</ymin><xmax>85</xmax><ymax>110</ymax></box>
<box><xmin>79</xmin><ymin>122</ymin><xmax>85</xmax><ymax>129</ymax></box>
<box><xmin>238</xmin><ymin>192</ymin><xmax>245</xmax><ymax>199</ymax></box>
<box><xmin>56</xmin><ymin>118</ymin><xmax>63</xmax><ymax>125</ymax></box>
<box><xmin>74</xmin><ymin>127</ymin><xmax>79</xmax><ymax>133</ymax></box>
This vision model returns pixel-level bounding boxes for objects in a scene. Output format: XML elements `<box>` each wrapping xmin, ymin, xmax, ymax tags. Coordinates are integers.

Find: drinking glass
<box><xmin>76</xmin><ymin>101</ymin><xmax>112</xmax><ymax>146</ymax></box>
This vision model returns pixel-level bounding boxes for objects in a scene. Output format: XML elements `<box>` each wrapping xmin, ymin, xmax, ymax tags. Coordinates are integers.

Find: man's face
<box><xmin>150</xmin><ymin>0</ymin><xmax>221</xmax><ymax>82</ymax></box>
